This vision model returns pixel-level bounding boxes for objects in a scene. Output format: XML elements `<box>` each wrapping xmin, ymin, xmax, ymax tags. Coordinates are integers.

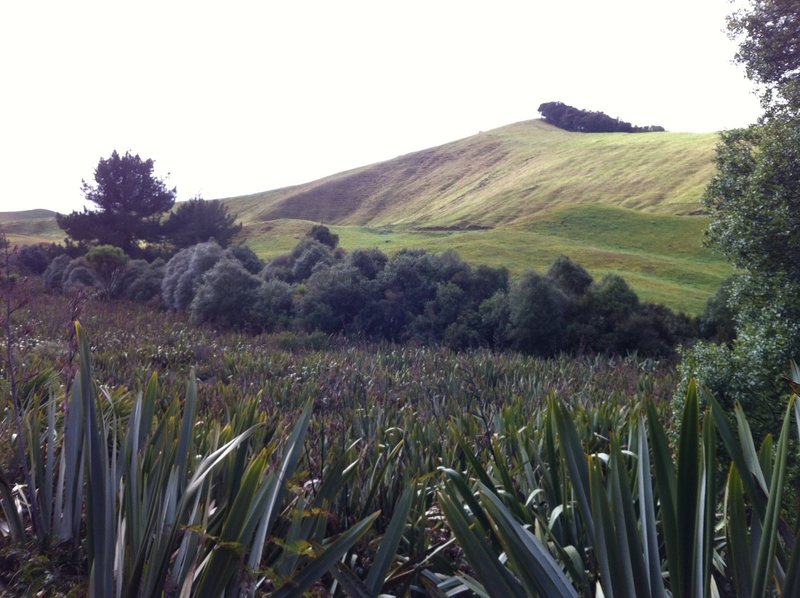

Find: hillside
<box><xmin>224</xmin><ymin>119</ymin><xmax>719</xmax><ymax>229</ymax></box>
<box><xmin>0</xmin><ymin>120</ymin><xmax>727</xmax><ymax>313</ymax></box>
<box><xmin>227</xmin><ymin>119</ymin><xmax>726</xmax><ymax>313</ymax></box>
<box><xmin>0</xmin><ymin>209</ymin><xmax>62</xmax><ymax>245</ymax></box>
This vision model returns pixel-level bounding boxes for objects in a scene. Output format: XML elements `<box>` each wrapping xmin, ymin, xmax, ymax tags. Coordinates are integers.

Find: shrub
<box><xmin>347</xmin><ymin>247</ymin><xmax>388</xmax><ymax>279</ymax></box>
<box><xmin>699</xmin><ymin>277</ymin><xmax>737</xmax><ymax>343</ymax></box>
<box><xmin>677</xmin><ymin>298</ymin><xmax>798</xmax><ymax>442</ymax></box>
<box><xmin>43</xmin><ymin>254</ymin><xmax>71</xmax><ymax>291</ymax></box>
<box><xmin>61</xmin><ymin>258</ymin><xmax>101</xmax><ymax>294</ymax></box>
<box><xmin>508</xmin><ymin>271</ymin><xmax>569</xmax><ymax>355</ymax></box>
<box><xmin>117</xmin><ymin>259</ymin><xmax>165</xmax><ymax>303</ymax></box>
<box><xmin>547</xmin><ymin>255</ymin><xmax>593</xmax><ymax>298</ymax></box>
<box><xmin>161</xmin><ymin>241</ymin><xmax>223</xmax><ymax>310</ymax></box>
<box><xmin>307</xmin><ymin>224</ymin><xmax>339</xmax><ymax>248</ymax></box>
<box><xmin>14</xmin><ymin>244</ymin><xmax>50</xmax><ymax>274</ymax></box>
<box><xmin>225</xmin><ymin>243</ymin><xmax>263</xmax><ymax>274</ymax></box>
<box><xmin>251</xmin><ymin>279</ymin><xmax>294</xmax><ymax>332</ymax></box>
<box><xmin>189</xmin><ymin>257</ymin><xmax>263</xmax><ymax>329</ymax></box>
<box><xmin>290</xmin><ymin>238</ymin><xmax>336</xmax><ymax>282</ymax></box>
<box><xmin>298</xmin><ymin>264</ymin><xmax>368</xmax><ymax>333</ymax></box>
<box><xmin>85</xmin><ymin>245</ymin><xmax>128</xmax><ymax>298</ymax></box>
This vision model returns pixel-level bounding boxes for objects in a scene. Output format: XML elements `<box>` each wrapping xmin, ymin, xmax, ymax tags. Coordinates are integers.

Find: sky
<box><xmin>1</xmin><ymin>0</ymin><xmax>762</xmax><ymax>214</ymax></box>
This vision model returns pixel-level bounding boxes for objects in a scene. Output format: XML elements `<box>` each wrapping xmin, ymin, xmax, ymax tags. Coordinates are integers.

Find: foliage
<box><xmin>161</xmin><ymin>240</ymin><xmax>224</xmax><ymax>310</ymax></box>
<box><xmin>728</xmin><ymin>0</ymin><xmax>800</xmax><ymax>113</ymax></box>
<box><xmin>698</xmin><ymin>276</ymin><xmax>737</xmax><ymax>343</ymax></box>
<box><xmin>705</xmin><ymin>120</ymin><xmax>800</xmax><ymax>279</ymax></box>
<box><xmin>13</xmin><ymin>244</ymin><xmax>50</xmax><ymax>274</ymax></box>
<box><xmin>61</xmin><ymin>258</ymin><xmax>101</xmax><ymax>294</ymax></box>
<box><xmin>115</xmin><ymin>258</ymin><xmax>165</xmax><ymax>303</ymax></box>
<box><xmin>307</xmin><ymin>223</ymin><xmax>339</xmax><ymax>248</ymax></box>
<box><xmin>42</xmin><ymin>254</ymin><xmax>71</xmax><ymax>291</ymax></box>
<box><xmin>508</xmin><ymin>271</ymin><xmax>568</xmax><ymax>355</ymax></box>
<box><xmin>2</xmin><ymin>284</ymin><xmax>684</xmax><ymax>594</ymax></box>
<box><xmin>538</xmin><ymin>101</ymin><xmax>665</xmax><ymax>133</ymax></box>
<box><xmin>684</xmin><ymin>63</ymin><xmax>800</xmax><ymax>435</ymax></box>
<box><xmin>162</xmin><ymin>197</ymin><xmax>242</xmax><ymax>249</ymax></box>
<box><xmin>85</xmin><ymin>245</ymin><xmax>128</xmax><ymax>299</ymax></box>
<box><xmin>439</xmin><ymin>377</ymin><xmax>800</xmax><ymax>597</ymax></box>
<box><xmin>298</xmin><ymin>263</ymin><xmax>368</xmax><ymax>333</ymax></box>
<box><xmin>56</xmin><ymin>151</ymin><xmax>176</xmax><ymax>255</ymax></box>
<box><xmin>189</xmin><ymin>257</ymin><xmax>264</xmax><ymax>330</ymax></box>
<box><xmin>226</xmin><ymin>242</ymin><xmax>264</xmax><ymax>274</ymax></box>
<box><xmin>547</xmin><ymin>254</ymin><xmax>593</xmax><ymax>297</ymax></box>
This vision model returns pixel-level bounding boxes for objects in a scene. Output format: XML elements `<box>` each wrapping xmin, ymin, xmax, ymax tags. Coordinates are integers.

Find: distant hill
<box><xmin>0</xmin><ymin>209</ymin><xmax>62</xmax><ymax>245</ymax></box>
<box><xmin>222</xmin><ymin>119</ymin><xmax>725</xmax><ymax>313</ymax></box>
<box><xmin>1</xmin><ymin>120</ymin><xmax>727</xmax><ymax>313</ymax></box>
<box><xmin>223</xmin><ymin>119</ymin><xmax>718</xmax><ymax>229</ymax></box>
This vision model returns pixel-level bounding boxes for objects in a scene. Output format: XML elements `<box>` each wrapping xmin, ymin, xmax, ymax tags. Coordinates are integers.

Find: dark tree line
<box><xmin>538</xmin><ymin>102</ymin><xmax>665</xmax><ymax>133</ymax></box>
<box><xmin>33</xmin><ymin>225</ymin><xmax>698</xmax><ymax>358</ymax></box>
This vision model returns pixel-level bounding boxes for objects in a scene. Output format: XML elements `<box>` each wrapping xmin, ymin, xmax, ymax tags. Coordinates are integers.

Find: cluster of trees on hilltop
<box><xmin>538</xmin><ymin>101</ymin><xmax>665</xmax><ymax>133</ymax></box>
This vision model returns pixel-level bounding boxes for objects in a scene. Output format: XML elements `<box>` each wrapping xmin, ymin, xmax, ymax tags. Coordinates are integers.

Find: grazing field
<box><xmin>224</xmin><ymin>120</ymin><xmax>718</xmax><ymax>227</ymax></box>
<box><xmin>0</xmin><ymin>209</ymin><xmax>61</xmax><ymax>245</ymax></box>
<box><xmin>3</xmin><ymin>121</ymin><xmax>726</xmax><ymax>314</ymax></box>
<box><xmin>229</xmin><ymin>120</ymin><xmax>725</xmax><ymax>314</ymax></box>
<box><xmin>244</xmin><ymin>205</ymin><xmax>730</xmax><ymax>314</ymax></box>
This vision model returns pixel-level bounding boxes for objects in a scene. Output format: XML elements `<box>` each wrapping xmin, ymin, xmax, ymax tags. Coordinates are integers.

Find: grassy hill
<box><xmin>0</xmin><ymin>209</ymin><xmax>62</xmax><ymax>245</ymax></box>
<box><xmin>0</xmin><ymin>120</ymin><xmax>728</xmax><ymax>313</ymax></box>
<box><xmin>228</xmin><ymin>120</ymin><xmax>727</xmax><ymax>314</ymax></box>
<box><xmin>225</xmin><ymin>120</ymin><xmax>718</xmax><ymax>227</ymax></box>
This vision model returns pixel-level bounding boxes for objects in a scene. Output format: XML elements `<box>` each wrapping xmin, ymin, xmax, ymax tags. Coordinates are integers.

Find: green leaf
<box><xmin>725</xmin><ymin>465</ymin><xmax>752</xmax><ymax>598</ymax></box>
<box><xmin>273</xmin><ymin>511</ymin><xmax>379</xmax><ymax>598</ymax></box>
<box><xmin>637</xmin><ymin>419</ymin><xmax>666</xmax><ymax>596</ymax></box>
<box><xmin>551</xmin><ymin>399</ymin><xmax>594</xmax><ymax>541</ymax></box>
<box><xmin>479</xmin><ymin>484</ymin><xmax>579</xmax><ymax>598</ymax></box>
<box><xmin>751</xmin><ymin>397</ymin><xmax>794</xmax><ymax>598</ymax></box>
<box><xmin>675</xmin><ymin>380</ymin><xmax>700</xmax><ymax>598</ymax></box>
<box><xmin>365</xmin><ymin>486</ymin><xmax>414</xmax><ymax>595</ymax></box>
<box><xmin>437</xmin><ymin>488</ymin><xmax>526</xmax><ymax>598</ymax></box>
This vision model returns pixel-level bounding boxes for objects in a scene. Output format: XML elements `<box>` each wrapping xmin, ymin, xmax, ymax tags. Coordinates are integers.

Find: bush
<box><xmin>699</xmin><ymin>277</ymin><xmax>737</xmax><ymax>343</ymax></box>
<box><xmin>117</xmin><ymin>259</ymin><xmax>165</xmax><ymax>303</ymax></box>
<box><xmin>161</xmin><ymin>241</ymin><xmax>223</xmax><ymax>310</ymax></box>
<box><xmin>307</xmin><ymin>224</ymin><xmax>339</xmax><ymax>248</ymax></box>
<box><xmin>61</xmin><ymin>258</ymin><xmax>101</xmax><ymax>294</ymax></box>
<box><xmin>677</xmin><ymin>298</ymin><xmax>798</xmax><ymax>443</ymax></box>
<box><xmin>189</xmin><ymin>257</ymin><xmax>262</xmax><ymax>329</ymax></box>
<box><xmin>547</xmin><ymin>255</ymin><xmax>593</xmax><ymax>298</ymax></box>
<box><xmin>298</xmin><ymin>264</ymin><xmax>369</xmax><ymax>333</ymax></box>
<box><xmin>290</xmin><ymin>239</ymin><xmax>337</xmax><ymax>282</ymax></box>
<box><xmin>43</xmin><ymin>254</ymin><xmax>71</xmax><ymax>291</ymax></box>
<box><xmin>225</xmin><ymin>243</ymin><xmax>263</xmax><ymax>274</ymax></box>
<box><xmin>508</xmin><ymin>271</ymin><xmax>569</xmax><ymax>355</ymax></box>
<box><xmin>85</xmin><ymin>245</ymin><xmax>128</xmax><ymax>298</ymax></box>
<box><xmin>347</xmin><ymin>247</ymin><xmax>387</xmax><ymax>279</ymax></box>
<box><xmin>251</xmin><ymin>279</ymin><xmax>294</xmax><ymax>332</ymax></box>
<box><xmin>14</xmin><ymin>244</ymin><xmax>50</xmax><ymax>274</ymax></box>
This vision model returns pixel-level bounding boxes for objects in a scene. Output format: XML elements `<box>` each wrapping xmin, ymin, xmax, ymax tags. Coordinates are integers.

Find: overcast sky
<box><xmin>1</xmin><ymin>0</ymin><xmax>761</xmax><ymax>214</ymax></box>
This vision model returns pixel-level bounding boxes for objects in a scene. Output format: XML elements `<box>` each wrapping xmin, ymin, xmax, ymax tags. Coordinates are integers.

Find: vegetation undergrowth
<box><xmin>1</xmin><ymin>278</ymin><xmax>799</xmax><ymax>596</ymax></box>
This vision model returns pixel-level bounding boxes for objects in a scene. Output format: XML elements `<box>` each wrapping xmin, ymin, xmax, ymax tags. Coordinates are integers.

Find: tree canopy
<box><xmin>678</xmin><ymin>0</ymin><xmax>800</xmax><ymax>440</ymax></box>
<box><xmin>538</xmin><ymin>102</ymin><xmax>665</xmax><ymax>133</ymax></box>
<box><xmin>57</xmin><ymin>151</ymin><xmax>176</xmax><ymax>255</ymax></box>
<box><xmin>728</xmin><ymin>0</ymin><xmax>800</xmax><ymax>114</ymax></box>
<box><xmin>162</xmin><ymin>198</ymin><xmax>242</xmax><ymax>249</ymax></box>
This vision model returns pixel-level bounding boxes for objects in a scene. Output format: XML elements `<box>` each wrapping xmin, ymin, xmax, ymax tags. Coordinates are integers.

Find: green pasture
<box><xmin>244</xmin><ymin>205</ymin><xmax>730</xmax><ymax>314</ymax></box>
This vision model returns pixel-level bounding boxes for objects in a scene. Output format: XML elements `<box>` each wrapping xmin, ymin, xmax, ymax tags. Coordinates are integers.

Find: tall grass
<box><xmin>2</xmin><ymin>285</ymin><xmax>799</xmax><ymax>596</ymax></box>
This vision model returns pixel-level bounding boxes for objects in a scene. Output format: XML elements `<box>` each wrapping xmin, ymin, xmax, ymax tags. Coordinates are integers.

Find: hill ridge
<box><xmin>220</xmin><ymin>119</ymin><xmax>718</xmax><ymax>229</ymax></box>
